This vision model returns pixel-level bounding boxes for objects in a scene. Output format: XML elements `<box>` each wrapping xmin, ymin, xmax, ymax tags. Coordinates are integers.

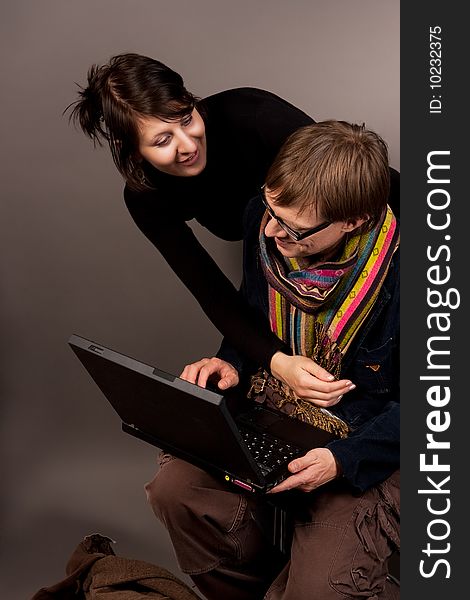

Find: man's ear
<box><xmin>341</xmin><ymin>217</ymin><xmax>369</xmax><ymax>233</ymax></box>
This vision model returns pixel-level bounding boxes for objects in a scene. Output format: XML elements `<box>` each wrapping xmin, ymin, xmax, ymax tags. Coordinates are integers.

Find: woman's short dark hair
<box><xmin>66</xmin><ymin>53</ymin><xmax>198</xmax><ymax>190</ymax></box>
<box><xmin>265</xmin><ymin>120</ymin><xmax>391</xmax><ymax>230</ymax></box>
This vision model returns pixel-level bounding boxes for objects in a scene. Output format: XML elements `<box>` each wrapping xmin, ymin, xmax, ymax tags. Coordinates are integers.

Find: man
<box><xmin>145</xmin><ymin>121</ymin><xmax>400</xmax><ymax>600</ymax></box>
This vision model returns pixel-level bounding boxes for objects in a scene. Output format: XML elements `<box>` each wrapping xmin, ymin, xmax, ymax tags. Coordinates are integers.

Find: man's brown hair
<box><xmin>265</xmin><ymin>120</ymin><xmax>391</xmax><ymax>230</ymax></box>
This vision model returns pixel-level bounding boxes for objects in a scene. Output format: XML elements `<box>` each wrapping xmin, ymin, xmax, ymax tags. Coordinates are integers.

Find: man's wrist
<box><xmin>331</xmin><ymin>451</ymin><xmax>343</xmax><ymax>478</ymax></box>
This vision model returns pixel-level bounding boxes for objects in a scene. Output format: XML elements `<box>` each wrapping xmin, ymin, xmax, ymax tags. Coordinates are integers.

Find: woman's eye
<box><xmin>181</xmin><ymin>114</ymin><xmax>193</xmax><ymax>127</ymax></box>
<box><xmin>154</xmin><ymin>136</ymin><xmax>171</xmax><ymax>147</ymax></box>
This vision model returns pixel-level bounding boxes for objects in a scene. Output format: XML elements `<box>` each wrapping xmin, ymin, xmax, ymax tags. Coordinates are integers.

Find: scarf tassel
<box><xmin>248</xmin><ymin>369</ymin><xmax>349</xmax><ymax>439</ymax></box>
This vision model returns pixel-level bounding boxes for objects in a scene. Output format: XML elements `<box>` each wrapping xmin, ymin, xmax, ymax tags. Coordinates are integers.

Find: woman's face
<box><xmin>137</xmin><ymin>108</ymin><xmax>207</xmax><ymax>176</ymax></box>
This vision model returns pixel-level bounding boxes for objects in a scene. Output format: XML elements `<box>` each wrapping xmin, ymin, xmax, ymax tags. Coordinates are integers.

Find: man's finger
<box><xmin>180</xmin><ymin>358</ymin><xmax>210</xmax><ymax>383</ymax></box>
<box><xmin>197</xmin><ymin>362</ymin><xmax>221</xmax><ymax>387</ymax></box>
<box><xmin>218</xmin><ymin>372</ymin><xmax>239</xmax><ymax>389</ymax></box>
<box><xmin>297</xmin><ymin>381</ymin><xmax>355</xmax><ymax>403</ymax></box>
<box><xmin>288</xmin><ymin>454</ymin><xmax>315</xmax><ymax>473</ymax></box>
<box><xmin>298</xmin><ymin>375</ymin><xmax>353</xmax><ymax>393</ymax></box>
<box><xmin>268</xmin><ymin>472</ymin><xmax>304</xmax><ymax>493</ymax></box>
<box><xmin>299</xmin><ymin>357</ymin><xmax>335</xmax><ymax>381</ymax></box>
<box><xmin>180</xmin><ymin>365</ymin><xmax>197</xmax><ymax>383</ymax></box>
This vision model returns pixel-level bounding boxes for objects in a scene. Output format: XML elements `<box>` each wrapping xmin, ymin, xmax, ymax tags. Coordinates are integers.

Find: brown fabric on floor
<box><xmin>31</xmin><ymin>533</ymin><xmax>202</xmax><ymax>600</ymax></box>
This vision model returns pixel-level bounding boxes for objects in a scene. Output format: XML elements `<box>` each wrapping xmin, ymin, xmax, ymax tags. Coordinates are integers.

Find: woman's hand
<box><xmin>268</xmin><ymin>448</ymin><xmax>339</xmax><ymax>494</ymax></box>
<box><xmin>180</xmin><ymin>357</ymin><xmax>239</xmax><ymax>390</ymax></box>
<box><xmin>270</xmin><ymin>352</ymin><xmax>355</xmax><ymax>407</ymax></box>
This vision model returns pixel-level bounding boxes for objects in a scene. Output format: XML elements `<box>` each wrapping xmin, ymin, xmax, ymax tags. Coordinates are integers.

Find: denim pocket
<box><xmin>353</xmin><ymin>337</ymin><xmax>395</xmax><ymax>395</ymax></box>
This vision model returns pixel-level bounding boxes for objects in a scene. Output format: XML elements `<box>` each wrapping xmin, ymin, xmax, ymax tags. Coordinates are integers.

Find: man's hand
<box><xmin>270</xmin><ymin>352</ymin><xmax>355</xmax><ymax>407</ymax></box>
<box><xmin>180</xmin><ymin>357</ymin><xmax>239</xmax><ymax>390</ymax></box>
<box><xmin>268</xmin><ymin>448</ymin><xmax>339</xmax><ymax>494</ymax></box>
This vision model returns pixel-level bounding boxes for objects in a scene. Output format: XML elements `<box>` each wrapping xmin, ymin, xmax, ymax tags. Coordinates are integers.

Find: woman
<box><xmin>67</xmin><ymin>52</ymin><xmax>399</xmax><ymax>402</ymax></box>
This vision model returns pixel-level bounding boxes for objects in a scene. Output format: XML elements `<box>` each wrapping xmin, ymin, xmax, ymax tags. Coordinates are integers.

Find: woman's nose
<box><xmin>177</xmin><ymin>131</ymin><xmax>197</xmax><ymax>155</ymax></box>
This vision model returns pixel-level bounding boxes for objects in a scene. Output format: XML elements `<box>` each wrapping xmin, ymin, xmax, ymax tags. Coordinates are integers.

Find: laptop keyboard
<box><xmin>240</xmin><ymin>429</ymin><xmax>303</xmax><ymax>475</ymax></box>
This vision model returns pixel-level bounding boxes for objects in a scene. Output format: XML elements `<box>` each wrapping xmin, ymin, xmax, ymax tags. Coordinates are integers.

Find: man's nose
<box><xmin>264</xmin><ymin>216</ymin><xmax>286</xmax><ymax>238</ymax></box>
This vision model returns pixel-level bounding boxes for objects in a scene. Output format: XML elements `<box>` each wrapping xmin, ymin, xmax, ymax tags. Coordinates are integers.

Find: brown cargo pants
<box><xmin>145</xmin><ymin>454</ymin><xmax>400</xmax><ymax>600</ymax></box>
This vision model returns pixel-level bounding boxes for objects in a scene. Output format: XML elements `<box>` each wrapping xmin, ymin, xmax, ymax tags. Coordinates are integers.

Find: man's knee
<box><xmin>145</xmin><ymin>457</ymin><xmax>267</xmax><ymax>576</ymax></box>
<box><xmin>145</xmin><ymin>457</ymin><xmax>205</xmax><ymax>523</ymax></box>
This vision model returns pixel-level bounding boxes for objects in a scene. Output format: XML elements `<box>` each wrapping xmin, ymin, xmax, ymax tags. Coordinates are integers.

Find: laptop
<box><xmin>68</xmin><ymin>334</ymin><xmax>339</xmax><ymax>494</ymax></box>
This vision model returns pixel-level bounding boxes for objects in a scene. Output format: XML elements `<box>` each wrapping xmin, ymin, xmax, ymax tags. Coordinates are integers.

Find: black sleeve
<box><xmin>124</xmin><ymin>188</ymin><xmax>289</xmax><ymax>368</ymax></box>
<box><xmin>216</xmin><ymin>195</ymin><xmax>275</xmax><ymax>379</ymax></box>
<box><xmin>254</xmin><ymin>94</ymin><xmax>315</xmax><ymax>162</ymax></box>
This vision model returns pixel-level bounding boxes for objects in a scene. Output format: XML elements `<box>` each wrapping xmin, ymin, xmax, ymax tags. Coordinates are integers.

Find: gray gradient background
<box><xmin>1</xmin><ymin>1</ymin><xmax>399</xmax><ymax>597</ymax></box>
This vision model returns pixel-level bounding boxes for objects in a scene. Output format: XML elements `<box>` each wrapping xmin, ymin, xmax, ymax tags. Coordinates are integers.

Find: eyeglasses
<box><xmin>260</xmin><ymin>186</ymin><xmax>332</xmax><ymax>241</ymax></box>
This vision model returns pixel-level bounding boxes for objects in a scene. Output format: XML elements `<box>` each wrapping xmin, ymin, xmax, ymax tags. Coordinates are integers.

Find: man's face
<box><xmin>263</xmin><ymin>188</ymin><xmax>362</xmax><ymax>259</ymax></box>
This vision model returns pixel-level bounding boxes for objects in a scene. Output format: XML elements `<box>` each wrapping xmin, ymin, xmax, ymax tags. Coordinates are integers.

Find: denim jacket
<box><xmin>218</xmin><ymin>196</ymin><xmax>399</xmax><ymax>492</ymax></box>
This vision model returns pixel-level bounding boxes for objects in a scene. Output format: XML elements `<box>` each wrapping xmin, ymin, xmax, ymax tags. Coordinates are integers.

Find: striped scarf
<box><xmin>259</xmin><ymin>206</ymin><xmax>399</xmax><ymax>377</ymax></box>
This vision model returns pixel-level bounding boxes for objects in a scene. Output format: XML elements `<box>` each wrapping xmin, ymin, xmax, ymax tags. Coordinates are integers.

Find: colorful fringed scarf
<box><xmin>249</xmin><ymin>207</ymin><xmax>399</xmax><ymax>436</ymax></box>
<box><xmin>260</xmin><ymin>206</ymin><xmax>399</xmax><ymax>375</ymax></box>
